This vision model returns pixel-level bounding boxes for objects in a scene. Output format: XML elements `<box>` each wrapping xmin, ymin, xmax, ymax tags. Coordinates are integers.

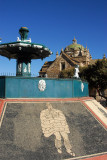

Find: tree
<box><xmin>80</xmin><ymin>59</ymin><xmax>107</xmax><ymax>95</ymax></box>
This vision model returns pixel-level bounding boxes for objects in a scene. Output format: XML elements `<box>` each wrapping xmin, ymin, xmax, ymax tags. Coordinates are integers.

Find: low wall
<box><xmin>0</xmin><ymin>76</ymin><xmax>89</xmax><ymax>98</ymax></box>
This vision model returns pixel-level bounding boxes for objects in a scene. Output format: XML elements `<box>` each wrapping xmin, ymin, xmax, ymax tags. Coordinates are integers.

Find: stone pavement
<box><xmin>0</xmin><ymin>98</ymin><xmax>107</xmax><ymax>160</ymax></box>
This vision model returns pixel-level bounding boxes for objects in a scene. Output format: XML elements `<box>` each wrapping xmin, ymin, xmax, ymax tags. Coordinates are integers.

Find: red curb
<box><xmin>0</xmin><ymin>99</ymin><xmax>6</xmax><ymax>117</ymax></box>
<box><xmin>0</xmin><ymin>97</ymin><xmax>93</xmax><ymax>102</ymax></box>
<box><xmin>82</xmin><ymin>154</ymin><xmax>107</xmax><ymax>160</ymax></box>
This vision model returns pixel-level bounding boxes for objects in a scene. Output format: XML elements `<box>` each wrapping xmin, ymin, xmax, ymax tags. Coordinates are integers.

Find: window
<box><xmin>60</xmin><ymin>62</ymin><xmax>65</xmax><ymax>71</ymax></box>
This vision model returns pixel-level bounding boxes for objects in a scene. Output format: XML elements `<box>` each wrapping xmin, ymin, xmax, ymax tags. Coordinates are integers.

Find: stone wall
<box><xmin>47</xmin><ymin>55</ymin><xmax>72</xmax><ymax>78</ymax></box>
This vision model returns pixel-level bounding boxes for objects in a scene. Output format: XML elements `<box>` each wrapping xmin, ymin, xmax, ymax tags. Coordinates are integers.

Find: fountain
<box><xmin>0</xmin><ymin>27</ymin><xmax>52</xmax><ymax>77</ymax></box>
<box><xmin>0</xmin><ymin>27</ymin><xmax>89</xmax><ymax>98</ymax></box>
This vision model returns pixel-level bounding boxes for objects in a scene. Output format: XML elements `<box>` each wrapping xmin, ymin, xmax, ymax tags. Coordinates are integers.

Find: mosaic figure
<box><xmin>40</xmin><ymin>102</ymin><xmax>75</xmax><ymax>156</ymax></box>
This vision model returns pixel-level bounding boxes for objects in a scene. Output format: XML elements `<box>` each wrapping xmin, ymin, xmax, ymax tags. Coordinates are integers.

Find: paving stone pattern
<box><xmin>0</xmin><ymin>102</ymin><xmax>107</xmax><ymax>160</ymax></box>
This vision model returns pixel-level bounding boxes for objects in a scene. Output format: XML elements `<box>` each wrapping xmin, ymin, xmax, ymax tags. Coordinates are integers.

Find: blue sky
<box><xmin>0</xmin><ymin>0</ymin><xmax>107</xmax><ymax>76</ymax></box>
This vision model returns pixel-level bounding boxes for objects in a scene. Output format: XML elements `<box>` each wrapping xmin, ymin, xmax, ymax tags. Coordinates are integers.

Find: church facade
<box><xmin>39</xmin><ymin>38</ymin><xmax>96</xmax><ymax>78</ymax></box>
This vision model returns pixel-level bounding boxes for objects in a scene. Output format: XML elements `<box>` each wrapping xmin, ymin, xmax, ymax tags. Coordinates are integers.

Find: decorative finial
<box><xmin>19</xmin><ymin>27</ymin><xmax>29</xmax><ymax>41</ymax></box>
<box><xmin>72</xmin><ymin>37</ymin><xmax>77</xmax><ymax>44</ymax></box>
<box><xmin>61</xmin><ymin>48</ymin><xmax>64</xmax><ymax>52</ymax></box>
<box><xmin>60</xmin><ymin>48</ymin><xmax>64</xmax><ymax>55</ymax></box>
<box><xmin>56</xmin><ymin>51</ymin><xmax>59</xmax><ymax>58</ymax></box>
<box><xmin>103</xmin><ymin>53</ymin><xmax>106</xmax><ymax>60</ymax></box>
<box><xmin>19</xmin><ymin>27</ymin><xmax>31</xmax><ymax>42</ymax></box>
<box><xmin>90</xmin><ymin>55</ymin><xmax>92</xmax><ymax>59</ymax></box>
<box><xmin>86</xmin><ymin>43</ymin><xmax>87</xmax><ymax>49</ymax></box>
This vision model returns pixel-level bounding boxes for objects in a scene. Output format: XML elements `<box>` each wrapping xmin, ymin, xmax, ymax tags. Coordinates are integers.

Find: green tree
<box><xmin>59</xmin><ymin>68</ymin><xmax>74</xmax><ymax>78</ymax></box>
<box><xmin>80</xmin><ymin>59</ymin><xmax>107</xmax><ymax>92</ymax></box>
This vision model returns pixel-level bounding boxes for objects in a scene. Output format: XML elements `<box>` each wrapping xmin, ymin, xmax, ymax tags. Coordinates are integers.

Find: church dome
<box><xmin>68</xmin><ymin>44</ymin><xmax>84</xmax><ymax>50</ymax></box>
<box><xmin>65</xmin><ymin>37</ymin><xmax>84</xmax><ymax>51</ymax></box>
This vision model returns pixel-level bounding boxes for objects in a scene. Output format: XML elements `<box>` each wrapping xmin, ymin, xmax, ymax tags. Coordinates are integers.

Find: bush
<box><xmin>59</xmin><ymin>68</ymin><xmax>75</xmax><ymax>78</ymax></box>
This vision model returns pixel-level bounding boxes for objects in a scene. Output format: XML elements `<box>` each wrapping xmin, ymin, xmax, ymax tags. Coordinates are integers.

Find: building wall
<box><xmin>46</xmin><ymin>55</ymin><xmax>73</xmax><ymax>78</ymax></box>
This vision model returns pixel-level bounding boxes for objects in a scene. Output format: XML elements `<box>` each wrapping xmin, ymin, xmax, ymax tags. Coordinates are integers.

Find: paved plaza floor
<box><xmin>0</xmin><ymin>98</ymin><xmax>107</xmax><ymax>160</ymax></box>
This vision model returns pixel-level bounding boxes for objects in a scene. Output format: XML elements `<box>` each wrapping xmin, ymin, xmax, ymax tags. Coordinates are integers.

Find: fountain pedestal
<box><xmin>16</xmin><ymin>61</ymin><xmax>31</xmax><ymax>77</ymax></box>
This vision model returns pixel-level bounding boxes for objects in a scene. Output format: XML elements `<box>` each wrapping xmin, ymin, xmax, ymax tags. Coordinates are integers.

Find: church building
<box><xmin>39</xmin><ymin>37</ymin><xmax>96</xmax><ymax>78</ymax></box>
